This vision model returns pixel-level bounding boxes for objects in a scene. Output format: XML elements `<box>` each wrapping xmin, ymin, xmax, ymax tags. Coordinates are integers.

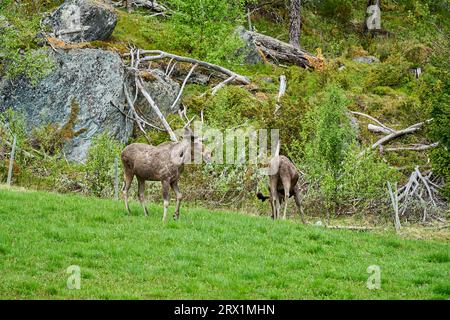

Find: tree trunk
<box><xmin>244</xmin><ymin>29</ymin><xmax>316</xmax><ymax>68</ymax></box>
<box><xmin>289</xmin><ymin>0</ymin><xmax>301</xmax><ymax>49</ymax></box>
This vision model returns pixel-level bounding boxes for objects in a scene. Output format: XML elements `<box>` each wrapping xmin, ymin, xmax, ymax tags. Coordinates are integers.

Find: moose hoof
<box><xmin>173</xmin><ymin>214</ymin><xmax>179</xmax><ymax>221</ymax></box>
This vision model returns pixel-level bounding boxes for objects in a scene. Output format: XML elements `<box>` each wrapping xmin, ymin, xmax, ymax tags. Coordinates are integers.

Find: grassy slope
<box><xmin>0</xmin><ymin>188</ymin><xmax>448</xmax><ymax>299</ymax></box>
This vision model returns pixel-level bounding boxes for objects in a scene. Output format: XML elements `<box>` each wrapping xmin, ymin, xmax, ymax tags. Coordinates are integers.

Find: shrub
<box><xmin>339</xmin><ymin>145</ymin><xmax>399</xmax><ymax>202</ymax></box>
<box><xmin>365</xmin><ymin>53</ymin><xmax>412</xmax><ymax>89</ymax></box>
<box><xmin>428</xmin><ymin>96</ymin><xmax>450</xmax><ymax>200</ymax></box>
<box><xmin>301</xmin><ymin>84</ymin><xmax>355</xmax><ymax>216</ymax></box>
<box><xmin>85</xmin><ymin>134</ymin><xmax>124</xmax><ymax>198</ymax></box>
<box><xmin>0</xmin><ymin>14</ymin><xmax>54</xmax><ymax>85</ymax></box>
<box><xmin>165</xmin><ymin>0</ymin><xmax>249</xmax><ymax>64</ymax></box>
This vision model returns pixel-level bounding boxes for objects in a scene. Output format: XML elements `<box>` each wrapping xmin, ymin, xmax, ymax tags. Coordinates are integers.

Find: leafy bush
<box><xmin>308</xmin><ymin>0</ymin><xmax>355</xmax><ymax>24</ymax></box>
<box><xmin>0</xmin><ymin>13</ymin><xmax>54</xmax><ymax>85</ymax></box>
<box><xmin>365</xmin><ymin>53</ymin><xmax>412</xmax><ymax>88</ymax></box>
<box><xmin>85</xmin><ymin>134</ymin><xmax>124</xmax><ymax>198</ymax></box>
<box><xmin>165</xmin><ymin>0</ymin><xmax>249</xmax><ymax>64</ymax></box>
<box><xmin>197</xmin><ymin>85</ymin><xmax>262</xmax><ymax>128</ymax></box>
<box><xmin>428</xmin><ymin>96</ymin><xmax>450</xmax><ymax>200</ymax></box>
<box><xmin>301</xmin><ymin>84</ymin><xmax>355</xmax><ymax>215</ymax></box>
<box><xmin>339</xmin><ymin>145</ymin><xmax>399</xmax><ymax>201</ymax></box>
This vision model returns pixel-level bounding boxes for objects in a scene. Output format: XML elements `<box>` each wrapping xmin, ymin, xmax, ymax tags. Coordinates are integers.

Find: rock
<box><xmin>235</xmin><ymin>26</ymin><xmax>264</xmax><ymax>65</ymax></box>
<box><xmin>352</xmin><ymin>56</ymin><xmax>379</xmax><ymax>64</ymax></box>
<box><xmin>0</xmin><ymin>48</ymin><xmax>131</xmax><ymax>163</ymax></box>
<box><xmin>42</xmin><ymin>0</ymin><xmax>117</xmax><ymax>43</ymax></box>
<box><xmin>171</xmin><ymin>69</ymin><xmax>210</xmax><ymax>86</ymax></box>
<box><xmin>134</xmin><ymin>69</ymin><xmax>181</xmax><ymax>121</ymax></box>
<box><xmin>0</xmin><ymin>48</ymin><xmax>182</xmax><ymax>162</ymax></box>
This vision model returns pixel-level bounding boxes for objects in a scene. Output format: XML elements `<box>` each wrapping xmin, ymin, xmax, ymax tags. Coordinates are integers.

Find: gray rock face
<box><xmin>0</xmin><ymin>48</ymin><xmax>182</xmax><ymax>162</ymax></box>
<box><xmin>135</xmin><ymin>69</ymin><xmax>180</xmax><ymax>122</ymax></box>
<box><xmin>42</xmin><ymin>0</ymin><xmax>117</xmax><ymax>43</ymax></box>
<box><xmin>0</xmin><ymin>49</ymin><xmax>131</xmax><ymax>162</ymax></box>
<box><xmin>235</xmin><ymin>26</ymin><xmax>264</xmax><ymax>65</ymax></box>
<box><xmin>352</xmin><ymin>56</ymin><xmax>380</xmax><ymax>64</ymax></box>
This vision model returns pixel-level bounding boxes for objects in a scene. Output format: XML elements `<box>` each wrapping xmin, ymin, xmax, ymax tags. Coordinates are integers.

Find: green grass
<box><xmin>0</xmin><ymin>187</ymin><xmax>448</xmax><ymax>300</ymax></box>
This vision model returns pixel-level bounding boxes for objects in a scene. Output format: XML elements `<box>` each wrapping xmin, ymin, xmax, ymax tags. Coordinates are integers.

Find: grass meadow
<box><xmin>0</xmin><ymin>187</ymin><xmax>449</xmax><ymax>299</ymax></box>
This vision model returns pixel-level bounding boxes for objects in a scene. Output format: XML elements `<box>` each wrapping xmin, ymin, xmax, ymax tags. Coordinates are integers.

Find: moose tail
<box><xmin>257</xmin><ymin>192</ymin><xmax>270</xmax><ymax>202</ymax></box>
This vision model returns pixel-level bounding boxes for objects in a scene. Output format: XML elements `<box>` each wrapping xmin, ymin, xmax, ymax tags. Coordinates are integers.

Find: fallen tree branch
<box><xmin>371</xmin><ymin>119</ymin><xmax>433</xmax><ymax>150</ymax></box>
<box><xmin>385</xmin><ymin>142</ymin><xmax>439</xmax><ymax>152</ymax></box>
<box><xmin>387</xmin><ymin>181</ymin><xmax>401</xmax><ymax>232</ymax></box>
<box><xmin>116</xmin><ymin>0</ymin><xmax>169</xmax><ymax>13</ymax></box>
<box><xmin>131</xmin><ymin>50</ymin><xmax>250</xmax><ymax>84</ymax></box>
<box><xmin>415</xmin><ymin>166</ymin><xmax>436</xmax><ymax>207</ymax></box>
<box><xmin>170</xmin><ymin>63</ymin><xmax>197</xmax><ymax>111</ymax></box>
<box><xmin>326</xmin><ymin>225</ymin><xmax>375</xmax><ymax>231</ymax></box>
<box><xmin>136</xmin><ymin>76</ymin><xmax>178</xmax><ymax>141</ymax></box>
<box><xmin>274</xmin><ymin>74</ymin><xmax>286</xmax><ymax>114</ymax></box>
<box><xmin>211</xmin><ymin>75</ymin><xmax>236</xmax><ymax>95</ymax></box>
<box><xmin>244</xmin><ymin>29</ymin><xmax>317</xmax><ymax>68</ymax></box>
<box><xmin>123</xmin><ymin>83</ymin><xmax>152</xmax><ymax>142</ymax></box>
<box><xmin>368</xmin><ymin>124</ymin><xmax>393</xmax><ymax>135</ymax></box>
<box><xmin>350</xmin><ymin>111</ymin><xmax>396</xmax><ymax>133</ymax></box>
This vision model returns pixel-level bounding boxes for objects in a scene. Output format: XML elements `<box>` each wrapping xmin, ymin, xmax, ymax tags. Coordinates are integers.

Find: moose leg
<box><xmin>269</xmin><ymin>195</ymin><xmax>275</xmax><ymax>219</ymax></box>
<box><xmin>269</xmin><ymin>177</ymin><xmax>279</xmax><ymax>219</ymax></box>
<box><xmin>137</xmin><ymin>178</ymin><xmax>148</xmax><ymax>216</ymax></box>
<box><xmin>281</xmin><ymin>178</ymin><xmax>291</xmax><ymax>220</ymax></box>
<box><xmin>171</xmin><ymin>181</ymin><xmax>182</xmax><ymax>220</ymax></box>
<box><xmin>161</xmin><ymin>181</ymin><xmax>170</xmax><ymax>223</ymax></box>
<box><xmin>122</xmin><ymin>171</ymin><xmax>133</xmax><ymax>214</ymax></box>
<box><xmin>293</xmin><ymin>185</ymin><xmax>305</xmax><ymax>224</ymax></box>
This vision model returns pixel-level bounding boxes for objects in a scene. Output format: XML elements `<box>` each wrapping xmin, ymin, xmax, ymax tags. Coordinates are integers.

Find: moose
<box><xmin>121</xmin><ymin>127</ymin><xmax>211</xmax><ymax>222</ymax></box>
<box><xmin>257</xmin><ymin>155</ymin><xmax>305</xmax><ymax>223</ymax></box>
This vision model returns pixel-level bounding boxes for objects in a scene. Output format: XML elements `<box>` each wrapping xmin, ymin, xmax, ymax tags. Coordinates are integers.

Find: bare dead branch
<box><xmin>170</xmin><ymin>63</ymin><xmax>197</xmax><ymax>111</ymax></box>
<box><xmin>136</xmin><ymin>76</ymin><xmax>178</xmax><ymax>141</ymax></box>
<box><xmin>371</xmin><ymin>119</ymin><xmax>433</xmax><ymax>150</ymax></box>
<box><xmin>385</xmin><ymin>142</ymin><xmax>439</xmax><ymax>152</ymax></box>
<box><xmin>368</xmin><ymin>124</ymin><xmax>393</xmax><ymax>135</ymax></box>
<box><xmin>274</xmin><ymin>75</ymin><xmax>287</xmax><ymax>115</ymax></box>
<box><xmin>131</xmin><ymin>50</ymin><xmax>250</xmax><ymax>84</ymax></box>
<box><xmin>350</xmin><ymin>111</ymin><xmax>396</xmax><ymax>133</ymax></box>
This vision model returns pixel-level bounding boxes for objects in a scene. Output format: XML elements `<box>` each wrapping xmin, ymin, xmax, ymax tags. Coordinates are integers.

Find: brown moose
<box><xmin>257</xmin><ymin>155</ymin><xmax>305</xmax><ymax>222</ymax></box>
<box><xmin>121</xmin><ymin>128</ymin><xmax>211</xmax><ymax>222</ymax></box>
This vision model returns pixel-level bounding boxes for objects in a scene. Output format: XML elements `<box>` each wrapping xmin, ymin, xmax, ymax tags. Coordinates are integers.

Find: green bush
<box><xmin>428</xmin><ymin>96</ymin><xmax>450</xmax><ymax>200</ymax></box>
<box><xmin>301</xmin><ymin>84</ymin><xmax>355</xmax><ymax>215</ymax></box>
<box><xmin>365</xmin><ymin>53</ymin><xmax>412</xmax><ymax>89</ymax></box>
<box><xmin>165</xmin><ymin>0</ymin><xmax>249</xmax><ymax>64</ymax></box>
<box><xmin>339</xmin><ymin>145</ymin><xmax>399</xmax><ymax>201</ymax></box>
<box><xmin>0</xmin><ymin>12</ymin><xmax>54</xmax><ymax>85</ymax></box>
<box><xmin>85</xmin><ymin>134</ymin><xmax>124</xmax><ymax>198</ymax></box>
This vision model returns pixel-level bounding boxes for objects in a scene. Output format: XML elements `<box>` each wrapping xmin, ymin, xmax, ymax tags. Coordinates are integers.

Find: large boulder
<box><xmin>0</xmin><ymin>49</ymin><xmax>131</xmax><ymax>162</ymax></box>
<box><xmin>134</xmin><ymin>69</ymin><xmax>180</xmax><ymax>122</ymax></box>
<box><xmin>0</xmin><ymin>48</ymin><xmax>182</xmax><ymax>162</ymax></box>
<box><xmin>42</xmin><ymin>0</ymin><xmax>117</xmax><ymax>43</ymax></box>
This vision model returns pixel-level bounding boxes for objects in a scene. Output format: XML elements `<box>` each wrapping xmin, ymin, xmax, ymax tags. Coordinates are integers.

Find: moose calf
<box><xmin>257</xmin><ymin>155</ymin><xmax>305</xmax><ymax>223</ymax></box>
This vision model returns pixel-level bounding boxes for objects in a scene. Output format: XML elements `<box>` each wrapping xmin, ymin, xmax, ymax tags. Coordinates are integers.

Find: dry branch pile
<box><xmin>121</xmin><ymin>48</ymin><xmax>249</xmax><ymax>140</ymax></box>
<box><xmin>350</xmin><ymin>111</ymin><xmax>437</xmax><ymax>154</ymax></box>
<box><xmin>389</xmin><ymin>168</ymin><xmax>446</xmax><ymax>224</ymax></box>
